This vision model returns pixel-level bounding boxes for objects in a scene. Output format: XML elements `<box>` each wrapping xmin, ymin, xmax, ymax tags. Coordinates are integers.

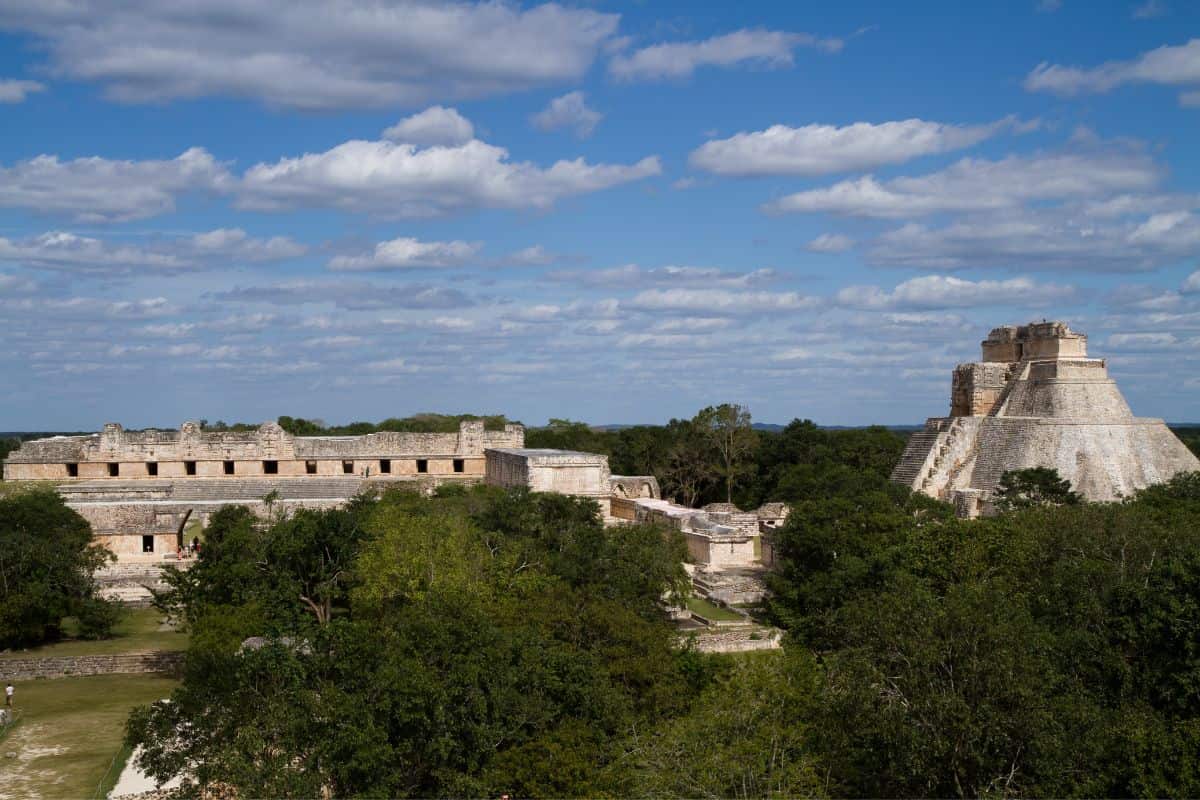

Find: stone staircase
<box><xmin>919</xmin><ymin>418</ymin><xmax>965</xmax><ymax>494</ymax></box>
<box><xmin>891</xmin><ymin>422</ymin><xmax>947</xmax><ymax>486</ymax></box>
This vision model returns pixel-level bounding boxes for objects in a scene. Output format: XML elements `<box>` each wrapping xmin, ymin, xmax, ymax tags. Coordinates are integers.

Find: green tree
<box><xmin>694</xmin><ymin>404</ymin><xmax>758</xmax><ymax>504</ymax></box>
<box><xmin>0</xmin><ymin>488</ymin><xmax>118</xmax><ymax>648</ymax></box>
<box><xmin>994</xmin><ymin>467</ymin><xmax>1081</xmax><ymax>512</ymax></box>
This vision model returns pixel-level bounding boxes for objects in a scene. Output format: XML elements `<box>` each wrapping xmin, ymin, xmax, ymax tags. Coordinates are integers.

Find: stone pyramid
<box><xmin>891</xmin><ymin>321</ymin><xmax>1199</xmax><ymax>517</ymax></box>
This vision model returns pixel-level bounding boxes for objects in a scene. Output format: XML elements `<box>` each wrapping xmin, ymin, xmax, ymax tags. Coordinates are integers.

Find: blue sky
<box><xmin>1</xmin><ymin>0</ymin><xmax>1198</xmax><ymax>429</ymax></box>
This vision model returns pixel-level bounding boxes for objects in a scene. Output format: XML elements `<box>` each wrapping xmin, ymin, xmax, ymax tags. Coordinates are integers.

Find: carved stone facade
<box><xmin>892</xmin><ymin>321</ymin><xmax>1200</xmax><ymax>516</ymax></box>
<box><xmin>2</xmin><ymin>419</ymin><xmax>525</xmax><ymax>481</ymax></box>
<box><xmin>3</xmin><ymin>421</ymin><xmax>525</xmax><ymax>561</ymax></box>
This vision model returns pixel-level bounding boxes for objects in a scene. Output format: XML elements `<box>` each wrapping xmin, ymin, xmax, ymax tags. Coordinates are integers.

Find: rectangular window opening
<box><xmin>342</xmin><ymin>460</ymin><xmax>354</xmax><ymax>475</ymax></box>
<box><xmin>66</xmin><ymin>463</ymin><xmax>78</xmax><ymax>478</ymax></box>
<box><xmin>379</xmin><ymin>459</ymin><xmax>391</xmax><ymax>474</ymax></box>
<box><xmin>453</xmin><ymin>458</ymin><xmax>465</xmax><ymax>473</ymax></box>
<box><xmin>306</xmin><ymin>460</ymin><xmax>317</xmax><ymax>475</ymax></box>
<box><xmin>416</xmin><ymin>459</ymin><xmax>428</xmax><ymax>474</ymax></box>
<box><xmin>146</xmin><ymin>462</ymin><xmax>158</xmax><ymax>477</ymax></box>
<box><xmin>185</xmin><ymin>460</ymin><xmax>196</xmax><ymax>476</ymax></box>
<box><xmin>142</xmin><ymin>534</ymin><xmax>155</xmax><ymax>553</ymax></box>
<box><xmin>107</xmin><ymin>462</ymin><xmax>119</xmax><ymax>477</ymax></box>
<box><xmin>223</xmin><ymin>460</ymin><xmax>235</xmax><ymax>475</ymax></box>
<box><xmin>263</xmin><ymin>460</ymin><xmax>278</xmax><ymax>475</ymax></box>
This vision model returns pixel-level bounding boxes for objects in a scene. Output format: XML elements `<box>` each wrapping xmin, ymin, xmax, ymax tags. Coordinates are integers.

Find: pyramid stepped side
<box><xmin>894</xmin><ymin>321</ymin><xmax>1200</xmax><ymax>516</ymax></box>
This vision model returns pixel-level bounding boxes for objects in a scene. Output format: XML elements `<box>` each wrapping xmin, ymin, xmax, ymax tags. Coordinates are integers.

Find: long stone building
<box><xmin>3</xmin><ymin>419</ymin><xmax>525</xmax><ymax>558</ymax></box>
<box><xmin>892</xmin><ymin>321</ymin><xmax>1200</xmax><ymax>516</ymax></box>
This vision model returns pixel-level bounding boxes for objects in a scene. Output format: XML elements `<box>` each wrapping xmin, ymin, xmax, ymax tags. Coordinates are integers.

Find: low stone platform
<box><xmin>0</xmin><ymin>651</ymin><xmax>184</xmax><ymax>681</ymax></box>
<box><xmin>691</xmin><ymin>565</ymin><xmax>769</xmax><ymax>605</ymax></box>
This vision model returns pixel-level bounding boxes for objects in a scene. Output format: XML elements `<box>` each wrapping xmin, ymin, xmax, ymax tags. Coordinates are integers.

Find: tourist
<box><xmin>5</xmin><ymin>682</ymin><xmax>12</xmax><ymax>707</ymax></box>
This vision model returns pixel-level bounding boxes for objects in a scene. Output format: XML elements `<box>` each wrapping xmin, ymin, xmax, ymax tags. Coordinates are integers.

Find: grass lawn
<box><xmin>1</xmin><ymin>672</ymin><xmax>178</xmax><ymax>800</ymax></box>
<box><xmin>686</xmin><ymin>596</ymin><xmax>744</xmax><ymax>622</ymax></box>
<box><xmin>0</xmin><ymin>607</ymin><xmax>188</xmax><ymax>661</ymax></box>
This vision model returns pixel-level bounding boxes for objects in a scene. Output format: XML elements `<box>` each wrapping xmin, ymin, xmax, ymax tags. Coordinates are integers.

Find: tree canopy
<box><xmin>0</xmin><ymin>488</ymin><xmax>118</xmax><ymax>648</ymax></box>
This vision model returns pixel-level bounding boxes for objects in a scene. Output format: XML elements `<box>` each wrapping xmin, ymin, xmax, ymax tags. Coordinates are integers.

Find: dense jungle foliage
<box><xmin>0</xmin><ymin>488</ymin><xmax>119</xmax><ymax>648</ymax></box>
<box><xmin>124</xmin><ymin>474</ymin><xmax>1200</xmax><ymax>796</ymax></box>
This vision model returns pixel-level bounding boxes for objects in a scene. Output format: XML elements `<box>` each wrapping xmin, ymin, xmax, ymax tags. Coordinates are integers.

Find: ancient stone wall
<box><xmin>0</xmin><ymin>651</ymin><xmax>184</xmax><ymax>681</ymax></box>
<box><xmin>951</xmin><ymin>362</ymin><xmax>1012</xmax><ymax>416</ymax></box>
<box><xmin>2</xmin><ymin>420</ymin><xmax>524</xmax><ymax>481</ymax></box>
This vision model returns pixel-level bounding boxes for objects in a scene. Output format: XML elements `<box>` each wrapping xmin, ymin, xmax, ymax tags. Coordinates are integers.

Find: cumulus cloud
<box><xmin>1107</xmin><ymin>331</ymin><xmax>1184</xmax><ymax>350</ymax></box>
<box><xmin>0</xmin><ymin>0</ymin><xmax>620</xmax><ymax>110</ymax></box>
<box><xmin>627</xmin><ymin>287</ymin><xmax>818</xmax><ymax>314</ymax></box>
<box><xmin>690</xmin><ymin>117</ymin><xmax>1025</xmax><ymax>177</ymax></box>
<box><xmin>190</xmin><ymin>228</ymin><xmax>307</xmax><ymax>261</ymax></box>
<box><xmin>868</xmin><ymin>209</ymin><xmax>1200</xmax><ymax>272</ymax></box>
<box><xmin>0</xmin><ymin>148</ymin><xmax>233</xmax><ymax>222</ymax></box>
<box><xmin>835</xmin><ymin>275</ymin><xmax>1077</xmax><ymax>310</ymax></box>
<box><xmin>382</xmin><ymin>106</ymin><xmax>475</xmax><ymax>146</ymax></box>
<box><xmin>531</xmin><ymin>91</ymin><xmax>603</xmax><ymax>138</ymax></box>
<box><xmin>1025</xmin><ymin>38</ymin><xmax>1200</xmax><ymax>105</ymax></box>
<box><xmin>767</xmin><ymin>151</ymin><xmax>1160</xmax><ymax>217</ymax></box>
<box><xmin>238</xmin><ymin>137</ymin><xmax>661</xmax><ymax>217</ymax></box>
<box><xmin>0</xmin><ymin>229</ymin><xmax>304</xmax><ymax>275</ymax></box>
<box><xmin>0</xmin><ymin>78</ymin><xmax>45</xmax><ymax>103</ymax></box>
<box><xmin>805</xmin><ymin>233</ymin><xmax>855</xmax><ymax>253</ymax></box>
<box><xmin>547</xmin><ymin>264</ymin><xmax>775</xmax><ymax>288</ymax></box>
<box><xmin>609</xmin><ymin>28</ymin><xmax>841</xmax><ymax>81</ymax></box>
<box><xmin>328</xmin><ymin>237</ymin><xmax>481</xmax><ymax>271</ymax></box>
<box><xmin>211</xmin><ymin>281</ymin><xmax>474</xmax><ymax>311</ymax></box>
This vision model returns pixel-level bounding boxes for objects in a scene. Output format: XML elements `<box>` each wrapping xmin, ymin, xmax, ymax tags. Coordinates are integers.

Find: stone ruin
<box><xmin>892</xmin><ymin>321</ymin><xmax>1200</xmax><ymax>517</ymax></box>
<box><xmin>3</xmin><ymin>419</ymin><xmax>525</xmax><ymax>560</ymax></box>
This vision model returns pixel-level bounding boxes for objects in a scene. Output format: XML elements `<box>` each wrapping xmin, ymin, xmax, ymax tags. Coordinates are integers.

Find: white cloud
<box><xmin>835</xmin><ymin>275</ymin><xmax>1076</xmax><ymax>310</ymax></box>
<box><xmin>868</xmin><ymin>210</ymin><xmax>1199</xmax><ymax>272</ymax></box>
<box><xmin>239</xmin><ymin>137</ymin><xmax>661</xmax><ymax>217</ymax></box>
<box><xmin>690</xmin><ymin>118</ymin><xmax>1023</xmax><ymax>177</ymax></box>
<box><xmin>1107</xmin><ymin>332</ymin><xmax>1183</xmax><ymax>350</ymax></box>
<box><xmin>328</xmin><ymin>237</ymin><xmax>481</xmax><ymax>271</ymax></box>
<box><xmin>1127</xmin><ymin>211</ymin><xmax>1200</xmax><ymax>250</ymax></box>
<box><xmin>0</xmin><ymin>78</ymin><xmax>45</xmax><ymax>103</ymax></box>
<box><xmin>1025</xmin><ymin>38</ymin><xmax>1200</xmax><ymax>105</ymax></box>
<box><xmin>531</xmin><ymin>91</ymin><xmax>603</xmax><ymax>138</ymax></box>
<box><xmin>0</xmin><ymin>229</ymin><xmax>305</xmax><ymax>275</ymax></box>
<box><xmin>383</xmin><ymin>106</ymin><xmax>475</xmax><ymax>147</ymax></box>
<box><xmin>0</xmin><ymin>0</ymin><xmax>620</xmax><ymax>110</ymax></box>
<box><xmin>805</xmin><ymin>233</ymin><xmax>855</xmax><ymax>253</ymax></box>
<box><xmin>627</xmin><ymin>287</ymin><xmax>818</xmax><ymax>314</ymax></box>
<box><xmin>0</xmin><ymin>147</ymin><xmax>233</xmax><ymax>222</ymax></box>
<box><xmin>503</xmin><ymin>245</ymin><xmax>558</xmax><ymax>266</ymax></box>
<box><xmin>767</xmin><ymin>151</ymin><xmax>1160</xmax><ymax>218</ymax></box>
<box><xmin>547</xmin><ymin>264</ymin><xmax>775</xmax><ymax>288</ymax></box>
<box><xmin>190</xmin><ymin>228</ymin><xmax>307</xmax><ymax>261</ymax></box>
<box><xmin>609</xmin><ymin>28</ymin><xmax>841</xmax><ymax>81</ymax></box>
<box><xmin>1</xmin><ymin>295</ymin><xmax>177</xmax><ymax>320</ymax></box>
<box><xmin>0</xmin><ymin>232</ymin><xmax>184</xmax><ymax>273</ymax></box>
<box><xmin>212</xmin><ymin>281</ymin><xmax>474</xmax><ymax>311</ymax></box>
<box><xmin>1182</xmin><ymin>270</ymin><xmax>1200</xmax><ymax>293</ymax></box>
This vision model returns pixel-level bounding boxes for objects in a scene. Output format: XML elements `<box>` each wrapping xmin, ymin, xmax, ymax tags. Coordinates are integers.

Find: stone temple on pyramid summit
<box><xmin>891</xmin><ymin>321</ymin><xmax>1200</xmax><ymax>517</ymax></box>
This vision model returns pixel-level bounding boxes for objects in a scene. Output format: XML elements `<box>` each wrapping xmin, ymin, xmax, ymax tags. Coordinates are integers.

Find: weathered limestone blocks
<box><xmin>2</xmin><ymin>420</ymin><xmax>524</xmax><ymax>481</ymax></box>
<box><xmin>484</xmin><ymin>447</ymin><xmax>613</xmax><ymax>516</ymax></box>
<box><xmin>0</xmin><ymin>651</ymin><xmax>184</xmax><ymax>681</ymax></box>
<box><xmin>893</xmin><ymin>321</ymin><xmax>1200</xmax><ymax>516</ymax></box>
